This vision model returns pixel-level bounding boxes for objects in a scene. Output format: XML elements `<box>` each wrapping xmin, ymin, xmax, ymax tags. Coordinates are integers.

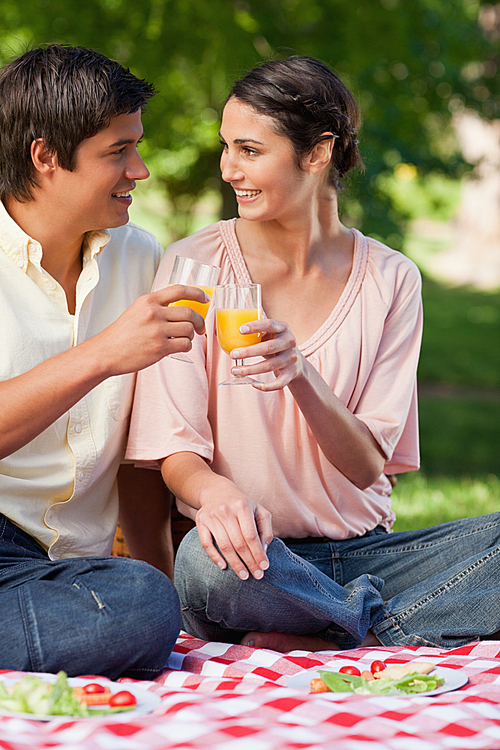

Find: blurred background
<box><xmin>1</xmin><ymin>0</ymin><xmax>498</xmax><ymax>529</ymax></box>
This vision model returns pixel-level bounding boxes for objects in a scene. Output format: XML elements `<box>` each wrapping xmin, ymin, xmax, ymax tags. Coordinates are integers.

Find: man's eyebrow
<box><xmin>218</xmin><ymin>132</ymin><xmax>263</xmax><ymax>145</ymax></box>
<box><xmin>107</xmin><ymin>134</ymin><xmax>144</xmax><ymax>148</ymax></box>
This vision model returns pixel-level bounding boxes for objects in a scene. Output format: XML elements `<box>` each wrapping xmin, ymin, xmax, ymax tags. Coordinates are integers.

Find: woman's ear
<box><xmin>30</xmin><ymin>138</ymin><xmax>57</xmax><ymax>176</ymax></box>
<box><xmin>305</xmin><ymin>133</ymin><xmax>335</xmax><ymax>175</ymax></box>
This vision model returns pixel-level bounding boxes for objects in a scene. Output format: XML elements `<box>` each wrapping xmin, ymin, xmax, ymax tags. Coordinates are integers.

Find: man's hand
<box><xmin>0</xmin><ymin>285</ymin><xmax>208</xmax><ymax>459</ymax></box>
<box><xmin>95</xmin><ymin>284</ymin><xmax>208</xmax><ymax>376</ymax></box>
<box><xmin>195</xmin><ymin>491</ymin><xmax>273</xmax><ymax>581</ymax></box>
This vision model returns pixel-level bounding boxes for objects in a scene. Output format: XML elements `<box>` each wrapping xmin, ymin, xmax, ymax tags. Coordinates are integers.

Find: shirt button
<box><xmin>17</xmin><ymin>259</ymin><xmax>24</xmax><ymax>267</ymax></box>
<box><xmin>79</xmin><ymin>472</ymin><xmax>85</xmax><ymax>481</ymax></box>
<box><xmin>75</xmin><ymin>423</ymin><xmax>82</xmax><ymax>433</ymax></box>
<box><xmin>48</xmin><ymin>282</ymin><xmax>56</xmax><ymax>290</ymax></box>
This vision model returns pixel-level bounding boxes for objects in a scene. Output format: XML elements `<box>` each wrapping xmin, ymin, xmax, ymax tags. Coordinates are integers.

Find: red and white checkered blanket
<box><xmin>1</xmin><ymin>634</ymin><xmax>500</xmax><ymax>748</ymax></box>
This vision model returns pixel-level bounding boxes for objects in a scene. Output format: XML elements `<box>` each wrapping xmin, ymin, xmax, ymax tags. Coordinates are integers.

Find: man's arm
<box><xmin>0</xmin><ymin>284</ymin><xmax>207</xmax><ymax>459</ymax></box>
<box><xmin>117</xmin><ymin>464</ymin><xmax>174</xmax><ymax>580</ymax></box>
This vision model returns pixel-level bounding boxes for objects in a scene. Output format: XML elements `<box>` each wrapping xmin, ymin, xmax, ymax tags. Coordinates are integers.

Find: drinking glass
<box><xmin>215</xmin><ymin>284</ymin><xmax>263</xmax><ymax>385</ymax></box>
<box><xmin>168</xmin><ymin>256</ymin><xmax>220</xmax><ymax>362</ymax></box>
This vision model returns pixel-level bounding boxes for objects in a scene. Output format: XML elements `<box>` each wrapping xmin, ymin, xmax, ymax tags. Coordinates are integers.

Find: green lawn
<box><xmin>418</xmin><ymin>277</ymin><xmax>500</xmax><ymax>388</ymax></box>
<box><xmin>392</xmin><ymin>274</ymin><xmax>500</xmax><ymax>531</ymax></box>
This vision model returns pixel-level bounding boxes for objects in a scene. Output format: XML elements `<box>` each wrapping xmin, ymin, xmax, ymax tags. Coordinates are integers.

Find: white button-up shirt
<box><xmin>0</xmin><ymin>201</ymin><xmax>162</xmax><ymax>558</ymax></box>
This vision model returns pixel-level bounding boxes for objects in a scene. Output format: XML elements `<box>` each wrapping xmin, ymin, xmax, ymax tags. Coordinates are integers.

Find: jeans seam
<box><xmin>17</xmin><ymin>586</ymin><xmax>42</xmax><ymax>672</ymax></box>
<box><xmin>386</xmin><ymin>546</ymin><xmax>499</xmax><ymax>623</ymax></box>
<box><xmin>344</xmin><ymin>518</ymin><xmax>500</xmax><ymax>558</ymax></box>
<box><xmin>374</xmin><ymin>613</ymin><xmax>445</xmax><ymax>648</ymax></box>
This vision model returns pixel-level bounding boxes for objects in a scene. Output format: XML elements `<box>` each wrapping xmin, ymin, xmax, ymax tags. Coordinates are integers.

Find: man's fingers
<box><xmin>153</xmin><ymin>284</ymin><xmax>210</xmax><ymax>307</ymax></box>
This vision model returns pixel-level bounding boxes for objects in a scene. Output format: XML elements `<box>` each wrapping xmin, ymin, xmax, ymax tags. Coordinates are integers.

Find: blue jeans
<box><xmin>0</xmin><ymin>514</ymin><xmax>181</xmax><ymax>679</ymax></box>
<box><xmin>175</xmin><ymin>513</ymin><xmax>500</xmax><ymax>650</ymax></box>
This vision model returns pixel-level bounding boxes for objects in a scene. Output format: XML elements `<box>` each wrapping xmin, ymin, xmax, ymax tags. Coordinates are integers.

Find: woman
<box><xmin>127</xmin><ymin>57</ymin><xmax>500</xmax><ymax>651</ymax></box>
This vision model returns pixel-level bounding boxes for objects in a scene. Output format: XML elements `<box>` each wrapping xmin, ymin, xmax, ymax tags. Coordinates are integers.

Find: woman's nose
<box><xmin>220</xmin><ymin>152</ymin><xmax>243</xmax><ymax>183</ymax></box>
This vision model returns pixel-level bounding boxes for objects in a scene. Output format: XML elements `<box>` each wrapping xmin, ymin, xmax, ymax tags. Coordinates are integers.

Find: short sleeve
<box><xmin>351</xmin><ymin>253</ymin><xmax>422</xmax><ymax>474</ymax></box>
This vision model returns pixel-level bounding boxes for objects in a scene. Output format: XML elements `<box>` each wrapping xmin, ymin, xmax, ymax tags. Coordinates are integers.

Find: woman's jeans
<box><xmin>175</xmin><ymin>513</ymin><xmax>500</xmax><ymax>650</ymax></box>
<box><xmin>0</xmin><ymin>513</ymin><xmax>181</xmax><ymax>679</ymax></box>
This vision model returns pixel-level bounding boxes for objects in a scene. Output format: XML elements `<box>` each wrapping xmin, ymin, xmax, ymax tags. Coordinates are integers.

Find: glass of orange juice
<box><xmin>215</xmin><ymin>283</ymin><xmax>263</xmax><ymax>385</ymax></box>
<box><xmin>168</xmin><ymin>256</ymin><xmax>220</xmax><ymax>362</ymax></box>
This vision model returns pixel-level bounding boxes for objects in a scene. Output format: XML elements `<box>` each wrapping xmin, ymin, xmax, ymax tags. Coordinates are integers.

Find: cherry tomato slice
<box><xmin>109</xmin><ymin>690</ymin><xmax>137</xmax><ymax>707</ymax></box>
<box><xmin>370</xmin><ymin>660</ymin><xmax>387</xmax><ymax>675</ymax></box>
<box><xmin>83</xmin><ymin>683</ymin><xmax>107</xmax><ymax>694</ymax></box>
<box><xmin>339</xmin><ymin>665</ymin><xmax>361</xmax><ymax>676</ymax></box>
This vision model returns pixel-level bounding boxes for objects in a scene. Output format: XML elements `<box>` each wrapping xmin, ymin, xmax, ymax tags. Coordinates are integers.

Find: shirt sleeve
<box><xmin>350</xmin><ymin>250</ymin><xmax>422</xmax><ymax>474</ymax></box>
<box><xmin>126</xmin><ymin>239</ymin><xmax>216</xmax><ymax>467</ymax></box>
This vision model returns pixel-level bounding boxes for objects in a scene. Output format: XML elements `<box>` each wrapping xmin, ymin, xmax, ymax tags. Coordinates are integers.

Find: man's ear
<box><xmin>305</xmin><ymin>133</ymin><xmax>335</xmax><ymax>175</ymax></box>
<box><xmin>30</xmin><ymin>138</ymin><xmax>57</xmax><ymax>176</ymax></box>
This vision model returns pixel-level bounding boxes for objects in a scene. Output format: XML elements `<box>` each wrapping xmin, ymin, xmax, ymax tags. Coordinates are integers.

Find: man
<box><xmin>0</xmin><ymin>44</ymin><xmax>207</xmax><ymax>679</ymax></box>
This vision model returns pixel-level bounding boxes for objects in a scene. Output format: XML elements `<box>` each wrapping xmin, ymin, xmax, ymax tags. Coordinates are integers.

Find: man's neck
<box><xmin>4</xmin><ymin>195</ymin><xmax>84</xmax><ymax>314</ymax></box>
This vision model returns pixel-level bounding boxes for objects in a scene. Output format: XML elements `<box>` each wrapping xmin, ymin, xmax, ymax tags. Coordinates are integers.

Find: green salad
<box><xmin>318</xmin><ymin>669</ymin><xmax>445</xmax><ymax>696</ymax></box>
<box><xmin>0</xmin><ymin>671</ymin><xmax>90</xmax><ymax>716</ymax></box>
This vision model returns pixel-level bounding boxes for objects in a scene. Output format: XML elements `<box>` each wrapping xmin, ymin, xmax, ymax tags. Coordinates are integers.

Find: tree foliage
<box><xmin>1</xmin><ymin>0</ymin><xmax>498</xmax><ymax>242</ymax></box>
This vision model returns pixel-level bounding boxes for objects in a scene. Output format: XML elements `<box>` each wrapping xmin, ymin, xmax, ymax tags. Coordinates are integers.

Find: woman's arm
<box><xmin>226</xmin><ymin>319</ymin><xmax>385</xmax><ymax>489</ymax></box>
<box><xmin>161</xmin><ymin>451</ymin><xmax>272</xmax><ymax>580</ymax></box>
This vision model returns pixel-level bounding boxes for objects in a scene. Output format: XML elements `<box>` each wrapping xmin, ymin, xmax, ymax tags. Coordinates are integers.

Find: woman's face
<box><xmin>219</xmin><ymin>97</ymin><xmax>313</xmax><ymax>223</ymax></box>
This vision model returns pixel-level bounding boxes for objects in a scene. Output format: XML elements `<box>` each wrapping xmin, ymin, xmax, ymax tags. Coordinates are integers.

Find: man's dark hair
<box><xmin>0</xmin><ymin>44</ymin><xmax>155</xmax><ymax>202</ymax></box>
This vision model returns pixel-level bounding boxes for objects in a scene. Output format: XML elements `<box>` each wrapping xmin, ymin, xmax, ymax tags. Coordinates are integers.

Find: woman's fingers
<box><xmin>196</xmin><ymin>500</ymin><xmax>271</xmax><ymax>580</ymax></box>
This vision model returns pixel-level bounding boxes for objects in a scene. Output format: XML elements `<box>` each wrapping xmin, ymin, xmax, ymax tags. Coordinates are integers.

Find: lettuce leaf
<box><xmin>318</xmin><ymin>669</ymin><xmax>445</xmax><ymax>696</ymax></box>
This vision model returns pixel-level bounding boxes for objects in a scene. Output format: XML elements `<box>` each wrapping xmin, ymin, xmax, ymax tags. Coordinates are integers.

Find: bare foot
<box><xmin>360</xmin><ymin>630</ymin><xmax>381</xmax><ymax>647</ymax></box>
<box><xmin>240</xmin><ymin>631</ymin><xmax>339</xmax><ymax>653</ymax></box>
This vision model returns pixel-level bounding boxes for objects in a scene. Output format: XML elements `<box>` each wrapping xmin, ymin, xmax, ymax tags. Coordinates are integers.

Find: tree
<box><xmin>1</xmin><ymin>0</ymin><xmax>498</xmax><ymax>243</ymax></box>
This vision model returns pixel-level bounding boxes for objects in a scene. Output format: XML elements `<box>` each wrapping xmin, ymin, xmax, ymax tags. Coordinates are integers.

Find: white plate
<box><xmin>285</xmin><ymin>663</ymin><xmax>468</xmax><ymax>698</ymax></box>
<box><xmin>0</xmin><ymin>675</ymin><xmax>161</xmax><ymax>721</ymax></box>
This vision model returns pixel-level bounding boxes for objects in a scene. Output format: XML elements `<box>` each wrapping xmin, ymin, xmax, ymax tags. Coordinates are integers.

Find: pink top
<box><xmin>127</xmin><ymin>220</ymin><xmax>422</xmax><ymax>539</ymax></box>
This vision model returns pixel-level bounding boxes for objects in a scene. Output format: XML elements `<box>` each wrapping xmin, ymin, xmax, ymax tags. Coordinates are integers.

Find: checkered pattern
<box><xmin>1</xmin><ymin>636</ymin><xmax>500</xmax><ymax>748</ymax></box>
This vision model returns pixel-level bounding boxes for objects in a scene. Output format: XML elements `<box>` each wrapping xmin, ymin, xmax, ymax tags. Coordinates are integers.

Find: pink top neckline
<box><xmin>218</xmin><ymin>219</ymin><xmax>368</xmax><ymax>356</ymax></box>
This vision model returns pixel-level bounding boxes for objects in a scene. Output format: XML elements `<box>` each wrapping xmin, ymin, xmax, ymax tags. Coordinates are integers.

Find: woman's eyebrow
<box><xmin>218</xmin><ymin>131</ymin><xmax>263</xmax><ymax>145</ymax></box>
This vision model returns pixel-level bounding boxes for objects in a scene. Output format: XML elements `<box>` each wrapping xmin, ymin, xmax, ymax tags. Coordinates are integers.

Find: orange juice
<box><xmin>216</xmin><ymin>308</ymin><xmax>261</xmax><ymax>354</ymax></box>
<box><xmin>170</xmin><ymin>286</ymin><xmax>214</xmax><ymax>319</ymax></box>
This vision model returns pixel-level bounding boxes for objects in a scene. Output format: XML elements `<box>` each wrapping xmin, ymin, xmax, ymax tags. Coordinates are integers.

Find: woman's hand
<box><xmin>229</xmin><ymin>318</ymin><xmax>306</xmax><ymax>391</ymax></box>
<box><xmin>225</xmin><ymin>319</ymin><xmax>386</xmax><ymax>489</ymax></box>
<box><xmin>195</xmin><ymin>490</ymin><xmax>273</xmax><ymax>580</ymax></box>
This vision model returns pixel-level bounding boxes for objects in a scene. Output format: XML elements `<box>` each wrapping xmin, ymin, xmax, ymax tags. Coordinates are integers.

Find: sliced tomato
<box><xmin>83</xmin><ymin>683</ymin><xmax>107</xmax><ymax>694</ymax></box>
<box><xmin>370</xmin><ymin>660</ymin><xmax>387</xmax><ymax>675</ymax></box>
<box><xmin>109</xmin><ymin>690</ymin><xmax>137</xmax><ymax>707</ymax></box>
<box><xmin>339</xmin><ymin>665</ymin><xmax>361</xmax><ymax>676</ymax></box>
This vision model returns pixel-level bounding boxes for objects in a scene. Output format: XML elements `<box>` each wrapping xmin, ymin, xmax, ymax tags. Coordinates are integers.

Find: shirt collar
<box><xmin>0</xmin><ymin>200</ymin><xmax>111</xmax><ymax>272</ymax></box>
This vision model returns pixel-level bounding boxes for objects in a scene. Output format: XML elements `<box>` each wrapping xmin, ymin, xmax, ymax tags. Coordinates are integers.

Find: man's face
<box><xmin>50</xmin><ymin>110</ymin><xmax>149</xmax><ymax>233</ymax></box>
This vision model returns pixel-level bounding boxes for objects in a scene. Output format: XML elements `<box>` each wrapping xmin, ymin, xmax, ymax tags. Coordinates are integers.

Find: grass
<box><xmin>418</xmin><ymin>276</ymin><xmax>500</xmax><ymax>388</ymax></box>
<box><xmin>392</xmin><ymin>247</ymin><xmax>500</xmax><ymax>530</ymax></box>
<box><xmin>391</xmin><ymin>472</ymin><xmax>499</xmax><ymax>531</ymax></box>
<box><xmin>418</xmin><ymin>396</ymin><xmax>500</xmax><ymax>476</ymax></box>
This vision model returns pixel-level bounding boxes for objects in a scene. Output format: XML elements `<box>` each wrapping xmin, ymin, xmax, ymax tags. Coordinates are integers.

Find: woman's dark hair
<box><xmin>228</xmin><ymin>56</ymin><xmax>363</xmax><ymax>191</ymax></box>
<box><xmin>0</xmin><ymin>44</ymin><xmax>155</xmax><ymax>202</ymax></box>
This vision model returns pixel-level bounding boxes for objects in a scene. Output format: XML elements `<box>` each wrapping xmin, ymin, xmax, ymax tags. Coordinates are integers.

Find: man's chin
<box><xmin>106</xmin><ymin>211</ymin><xmax>130</xmax><ymax>229</ymax></box>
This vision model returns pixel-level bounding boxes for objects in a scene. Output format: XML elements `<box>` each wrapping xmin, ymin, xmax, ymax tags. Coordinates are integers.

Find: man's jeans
<box><xmin>175</xmin><ymin>513</ymin><xmax>500</xmax><ymax>650</ymax></box>
<box><xmin>0</xmin><ymin>513</ymin><xmax>181</xmax><ymax>679</ymax></box>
